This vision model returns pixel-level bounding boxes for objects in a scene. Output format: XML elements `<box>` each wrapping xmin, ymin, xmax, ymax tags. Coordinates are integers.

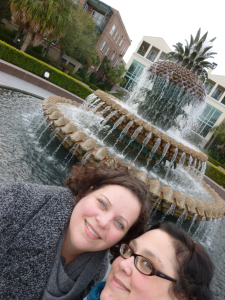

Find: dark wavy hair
<box><xmin>149</xmin><ymin>222</ymin><xmax>214</xmax><ymax>300</ymax></box>
<box><xmin>65</xmin><ymin>161</ymin><xmax>151</xmax><ymax>247</ymax></box>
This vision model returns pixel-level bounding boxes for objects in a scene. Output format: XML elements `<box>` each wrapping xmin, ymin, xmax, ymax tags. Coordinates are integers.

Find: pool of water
<box><xmin>0</xmin><ymin>87</ymin><xmax>224</xmax><ymax>299</ymax></box>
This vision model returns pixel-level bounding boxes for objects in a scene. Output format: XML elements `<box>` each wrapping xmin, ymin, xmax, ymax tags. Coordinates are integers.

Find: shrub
<box><xmin>89</xmin><ymin>72</ymin><xmax>97</xmax><ymax>84</ymax></box>
<box><xmin>79</xmin><ymin>65</ymin><xmax>89</xmax><ymax>81</ymax></box>
<box><xmin>207</xmin><ymin>156</ymin><xmax>221</xmax><ymax>167</ymax></box>
<box><xmin>0</xmin><ymin>40</ymin><xmax>93</xmax><ymax>100</ymax></box>
<box><xmin>89</xmin><ymin>83</ymin><xmax>99</xmax><ymax>91</ymax></box>
<box><xmin>68</xmin><ymin>73</ymin><xmax>83</xmax><ymax>82</ymax></box>
<box><xmin>0</xmin><ymin>34</ymin><xmax>20</xmax><ymax>49</ymax></box>
<box><xmin>96</xmin><ymin>82</ymin><xmax>106</xmax><ymax>91</ymax></box>
<box><xmin>205</xmin><ymin>162</ymin><xmax>225</xmax><ymax>188</ymax></box>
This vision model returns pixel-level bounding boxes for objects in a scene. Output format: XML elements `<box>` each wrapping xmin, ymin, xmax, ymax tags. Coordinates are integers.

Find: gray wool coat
<box><xmin>0</xmin><ymin>182</ymin><xmax>108</xmax><ymax>300</ymax></box>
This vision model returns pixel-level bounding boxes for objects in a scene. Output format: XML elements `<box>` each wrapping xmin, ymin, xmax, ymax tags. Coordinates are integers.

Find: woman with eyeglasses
<box><xmin>0</xmin><ymin>161</ymin><xmax>150</xmax><ymax>300</ymax></box>
<box><xmin>87</xmin><ymin>222</ymin><xmax>214</xmax><ymax>300</ymax></box>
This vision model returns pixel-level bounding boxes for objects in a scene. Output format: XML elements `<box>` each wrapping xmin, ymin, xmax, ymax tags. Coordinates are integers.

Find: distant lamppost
<box><xmin>43</xmin><ymin>71</ymin><xmax>51</xmax><ymax>79</ymax></box>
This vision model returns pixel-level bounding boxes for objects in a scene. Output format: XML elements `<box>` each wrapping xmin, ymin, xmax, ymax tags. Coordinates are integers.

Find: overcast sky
<box><xmin>102</xmin><ymin>0</ymin><xmax>224</xmax><ymax>76</ymax></box>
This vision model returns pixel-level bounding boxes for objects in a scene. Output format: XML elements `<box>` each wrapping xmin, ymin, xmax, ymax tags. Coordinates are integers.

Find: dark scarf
<box><xmin>0</xmin><ymin>182</ymin><xmax>108</xmax><ymax>300</ymax></box>
<box><xmin>87</xmin><ymin>282</ymin><xmax>106</xmax><ymax>300</ymax></box>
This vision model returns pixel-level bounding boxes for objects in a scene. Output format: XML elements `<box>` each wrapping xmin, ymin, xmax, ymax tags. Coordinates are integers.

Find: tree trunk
<box><xmin>13</xmin><ymin>24</ymin><xmax>24</xmax><ymax>43</ymax></box>
<box><xmin>205</xmin><ymin>134</ymin><xmax>217</xmax><ymax>150</ymax></box>
<box><xmin>20</xmin><ymin>31</ymin><xmax>33</xmax><ymax>52</ymax></box>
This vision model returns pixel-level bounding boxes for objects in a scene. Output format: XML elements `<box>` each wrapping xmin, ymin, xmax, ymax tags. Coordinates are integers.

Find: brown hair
<box><xmin>65</xmin><ymin>161</ymin><xmax>151</xmax><ymax>246</ymax></box>
<box><xmin>149</xmin><ymin>222</ymin><xmax>214</xmax><ymax>300</ymax></box>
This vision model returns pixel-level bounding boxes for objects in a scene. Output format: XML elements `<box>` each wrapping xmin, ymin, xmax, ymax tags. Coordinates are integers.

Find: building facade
<box><xmin>79</xmin><ymin>0</ymin><xmax>131</xmax><ymax>73</ymax></box>
<box><xmin>122</xmin><ymin>36</ymin><xmax>225</xmax><ymax>147</ymax></box>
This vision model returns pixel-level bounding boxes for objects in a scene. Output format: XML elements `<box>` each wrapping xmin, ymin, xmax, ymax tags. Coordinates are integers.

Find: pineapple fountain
<box><xmin>42</xmin><ymin>29</ymin><xmax>225</xmax><ymax>221</ymax></box>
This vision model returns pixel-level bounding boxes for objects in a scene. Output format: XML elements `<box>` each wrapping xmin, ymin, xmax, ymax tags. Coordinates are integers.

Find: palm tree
<box><xmin>205</xmin><ymin>122</ymin><xmax>225</xmax><ymax>150</ymax></box>
<box><xmin>10</xmin><ymin>0</ymin><xmax>74</xmax><ymax>52</ymax></box>
<box><xmin>108</xmin><ymin>65</ymin><xmax>127</xmax><ymax>85</ymax></box>
<box><xmin>167</xmin><ymin>28</ymin><xmax>217</xmax><ymax>80</ymax></box>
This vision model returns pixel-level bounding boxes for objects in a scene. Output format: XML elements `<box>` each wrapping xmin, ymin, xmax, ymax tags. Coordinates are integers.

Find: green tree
<box><xmin>0</xmin><ymin>0</ymin><xmax>11</xmax><ymax>23</ymax></box>
<box><xmin>107</xmin><ymin>64</ymin><xmax>127</xmax><ymax>85</ymax></box>
<box><xmin>101</xmin><ymin>56</ymin><xmax>111</xmax><ymax>77</ymax></box>
<box><xmin>57</xmin><ymin>5</ymin><xmax>99</xmax><ymax>66</ymax></box>
<box><xmin>167</xmin><ymin>28</ymin><xmax>217</xmax><ymax>81</ymax></box>
<box><xmin>10</xmin><ymin>0</ymin><xmax>75</xmax><ymax>52</ymax></box>
<box><xmin>206</xmin><ymin>122</ymin><xmax>225</xmax><ymax>150</ymax></box>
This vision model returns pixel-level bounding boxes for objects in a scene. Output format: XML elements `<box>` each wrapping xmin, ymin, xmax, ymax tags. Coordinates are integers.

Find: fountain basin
<box><xmin>42</xmin><ymin>95</ymin><xmax>225</xmax><ymax>221</ymax></box>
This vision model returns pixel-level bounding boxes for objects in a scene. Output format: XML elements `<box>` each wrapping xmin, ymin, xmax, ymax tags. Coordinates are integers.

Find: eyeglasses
<box><xmin>120</xmin><ymin>244</ymin><xmax>177</xmax><ymax>283</ymax></box>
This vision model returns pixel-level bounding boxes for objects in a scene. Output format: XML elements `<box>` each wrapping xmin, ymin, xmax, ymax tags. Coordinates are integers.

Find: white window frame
<box><xmin>108</xmin><ymin>50</ymin><xmax>112</xmax><ymax>58</ymax></box>
<box><xmin>105</xmin><ymin>46</ymin><xmax>110</xmax><ymax>55</ymax></box>
<box><xmin>119</xmin><ymin>39</ymin><xmax>123</xmax><ymax>46</ymax></box>
<box><xmin>111</xmin><ymin>53</ymin><xmax>115</xmax><ymax>60</ymax></box>
<box><xmin>113</xmin><ymin>58</ymin><xmax>119</xmax><ymax>67</ymax></box>
<box><xmin>110</xmin><ymin>25</ymin><xmax>116</xmax><ymax>36</ymax></box>
<box><xmin>96</xmin><ymin>62</ymin><xmax>101</xmax><ymax>71</ymax></box>
<box><xmin>100</xmin><ymin>41</ymin><xmax>107</xmax><ymax>52</ymax></box>
<box><xmin>83</xmin><ymin>4</ymin><xmax>88</xmax><ymax>11</ymax></box>
<box><xmin>114</xmin><ymin>31</ymin><xmax>118</xmax><ymax>40</ymax></box>
<box><xmin>116</xmin><ymin>35</ymin><xmax>120</xmax><ymax>44</ymax></box>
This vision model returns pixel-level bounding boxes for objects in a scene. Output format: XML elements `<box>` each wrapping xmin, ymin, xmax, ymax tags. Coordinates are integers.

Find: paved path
<box><xmin>0</xmin><ymin>59</ymin><xmax>84</xmax><ymax>103</ymax></box>
<box><xmin>0</xmin><ymin>70</ymin><xmax>55</xmax><ymax>99</ymax></box>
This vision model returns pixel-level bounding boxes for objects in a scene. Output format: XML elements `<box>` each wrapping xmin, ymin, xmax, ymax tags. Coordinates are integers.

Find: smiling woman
<box><xmin>88</xmin><ymin>222</ymin><xmax>214</xmax><ymax>300</ymax></box>
<box><xmin>0</xmin><ymin>161</ymin><xmax>150</xmax><ymax>300</ymax></box>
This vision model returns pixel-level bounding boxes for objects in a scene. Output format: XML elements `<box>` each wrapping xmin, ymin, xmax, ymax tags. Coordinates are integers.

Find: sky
<box><xmin>102</xmin><ymin>0</ymin><xmax>224</xmax><ymax>76</ymax></box>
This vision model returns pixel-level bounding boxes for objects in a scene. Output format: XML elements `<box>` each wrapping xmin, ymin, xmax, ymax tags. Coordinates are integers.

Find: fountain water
<box><xmin>1</xmin><ymin>86</ymin><xmax>225</xmax><ymax>300</ymax></box>
<box><xmin>42</xmin><ymin>88</ymin><xmax>225</xmax><ymax>222</ymax></box>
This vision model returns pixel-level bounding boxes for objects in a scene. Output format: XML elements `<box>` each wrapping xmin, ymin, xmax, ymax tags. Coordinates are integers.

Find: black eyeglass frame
<box><xmin>120</xmin><ymin>244</ymin><xmax>177</xmax><ymax>283</ymax></box>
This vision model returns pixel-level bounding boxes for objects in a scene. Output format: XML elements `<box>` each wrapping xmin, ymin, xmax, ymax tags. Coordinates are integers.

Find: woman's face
<box><xmin>101</xmin><ymin>229</ymin><xmax>178</xmax><ymax>300</ymax></box>
<box><xmin>65</xmin><ymin>184</ymin><xmax>141</xmax><ymax>257</ymax></box>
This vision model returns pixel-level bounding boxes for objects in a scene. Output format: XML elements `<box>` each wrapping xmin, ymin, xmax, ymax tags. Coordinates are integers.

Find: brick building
<box><xmin>79</xmin><ymin>0</ymin><xmax>131</xmax><ymax>73</ymax></box>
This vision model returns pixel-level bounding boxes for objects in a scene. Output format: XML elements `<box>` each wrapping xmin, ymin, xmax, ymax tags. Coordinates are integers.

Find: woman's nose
<box><xmin>96</xmin><ymin>214</ymin><xmax>110</xmax><ymax>230</ymax></box>
<box><xmin>118</xmin><ymin>256</ymin><xmax>134</xmax><ymax>276</ymax></box>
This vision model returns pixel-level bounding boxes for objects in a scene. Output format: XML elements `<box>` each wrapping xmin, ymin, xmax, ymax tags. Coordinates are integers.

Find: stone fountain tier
<box><xmin>42</xmin><ymin>95</ymin><xmax>225</xmax><ymax>221</ymax></box>
<box><xmin>92</xmin><ymin>90</ymin><xmax>208</xmax><ymax>168</ymax></box>
<box><xmin>148</xmin><ymin>60</ymin><xmax>206</xmax><ymax>102</ymax></box>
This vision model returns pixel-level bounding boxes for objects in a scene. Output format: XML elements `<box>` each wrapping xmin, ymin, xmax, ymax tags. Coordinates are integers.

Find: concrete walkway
<box><xmin>0</xmin><ymin>70</ymin><xmax>55</xmax><ymax>99</ymax></box>
<box><xmin>0</xmin><ymin>59</ymin><xmax>84</xmax><ymax>103</ymax></box>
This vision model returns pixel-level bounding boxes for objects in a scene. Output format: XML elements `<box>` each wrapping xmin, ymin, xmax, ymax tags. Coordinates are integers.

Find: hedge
<box><xmin>207</xmin><ymin>156</ymin><xmax>222</xmax><ymax>167</ymax></box>
<box><xmin>205</xmin><ymin>162</ymin><xmax>225</xmax><ymax>188</ymax></box>
<box><xmin>0</xmin><ymin>40</ymin><xmax>93</xmax><ymax>100</ymax></box>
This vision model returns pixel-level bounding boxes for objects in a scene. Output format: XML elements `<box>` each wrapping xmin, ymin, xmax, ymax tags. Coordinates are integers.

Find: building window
<box><xmin>211</xmin><ymin>87</ymin><xmax>222</xmax><ymax>100</ymax></box>
<box><xmin>91</xmin><ymin>10</ymin><xmax>104</xmax><ymax>26</ymax></box>
<box><xmin>137</xmin><ymin>41</ymin><xmax>150</xmax><ymax>57</ymax></box>
<box><xmin>114</xmin><ymin>31</ymin><xmax>118</xmax><ymax>40</ymax></box>
<box><xmin>123</xmin><ymin>60</ymin><xmax>145</xmax><ymax>91</ymax></box>
<box><xmin>221</xmin><ymin>96</ymin><xmax>225</xmax><ymax>105</ymax></box>
<box><xmin>113</xmin><ymin>58</ymin><xmax>119</xmax><ymax>67</ymax></box>
<box><xmin>147</xmin><ymin>50</ymin><xmax>158</xmax><ymax>62</ymax></box>
<box><xmin>119</xmin><ymin>39</ymin><xmax>123</xmax><ymax>46</ymax></box>
<box><xmin>60</xmin><ymin>58</ymin><xmax>67</xmax><ymax>64</ymax></box>
<box><xmin>68</xmin><ymin>62</ymin><xmax>75</xmax><ymax>69</ymax></box>
<box><xmin>108</xmin><ymin>50</ymin><xmax>112</xmax><ymax>58</ymax></box>
<box><xmin>116</xmin><ymin>35</ymin><xmax>120</xmax><ymax>44</ymax></box>
<box><xmin>96</xmin><ymin>62</ymin><xmax>101</xmax><ymax>71</ymax></box>
<box><xmin>111</xmin><ymin>53</ymin><xmax>115</xmax><ymax>60</ymax></box>
<box><xmin>195</xmin><ymin>104</ymin><xmax>222</xmax><ymax>137</ymax></box>
<box><xmin>204</xmin><ymin>82</ymin><xmax>214</xmax><ymax>95</ymax></box>
<box><xmin>100</xmin><ymin>41</ymin><xmax>107</xmax><ymax>52</ymax></box>
<box><xmin>105</xmin><ymin>46</ymin><xmax>110</xmax><ymax>55</ymax></box>
<box><xmin>158</xmin><ymin>53</ymin><xmax>166</xmax><ymax>61</ymax></box>
<box><xmin>110</xmin><ymin>25</ymin><xmax>116</xmax><ymax>35</ymax></box>
<box><xmin>83</xmin><ymin>4</ymin><xmax>88</xmax><ymax>11</ymax></box>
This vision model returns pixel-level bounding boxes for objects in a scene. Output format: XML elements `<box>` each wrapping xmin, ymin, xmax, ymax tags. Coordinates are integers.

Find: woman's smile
<box><xmin>85</xmin><ymin>220</ymin><xmax>101</xmax><ymax>239</ymax></box>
